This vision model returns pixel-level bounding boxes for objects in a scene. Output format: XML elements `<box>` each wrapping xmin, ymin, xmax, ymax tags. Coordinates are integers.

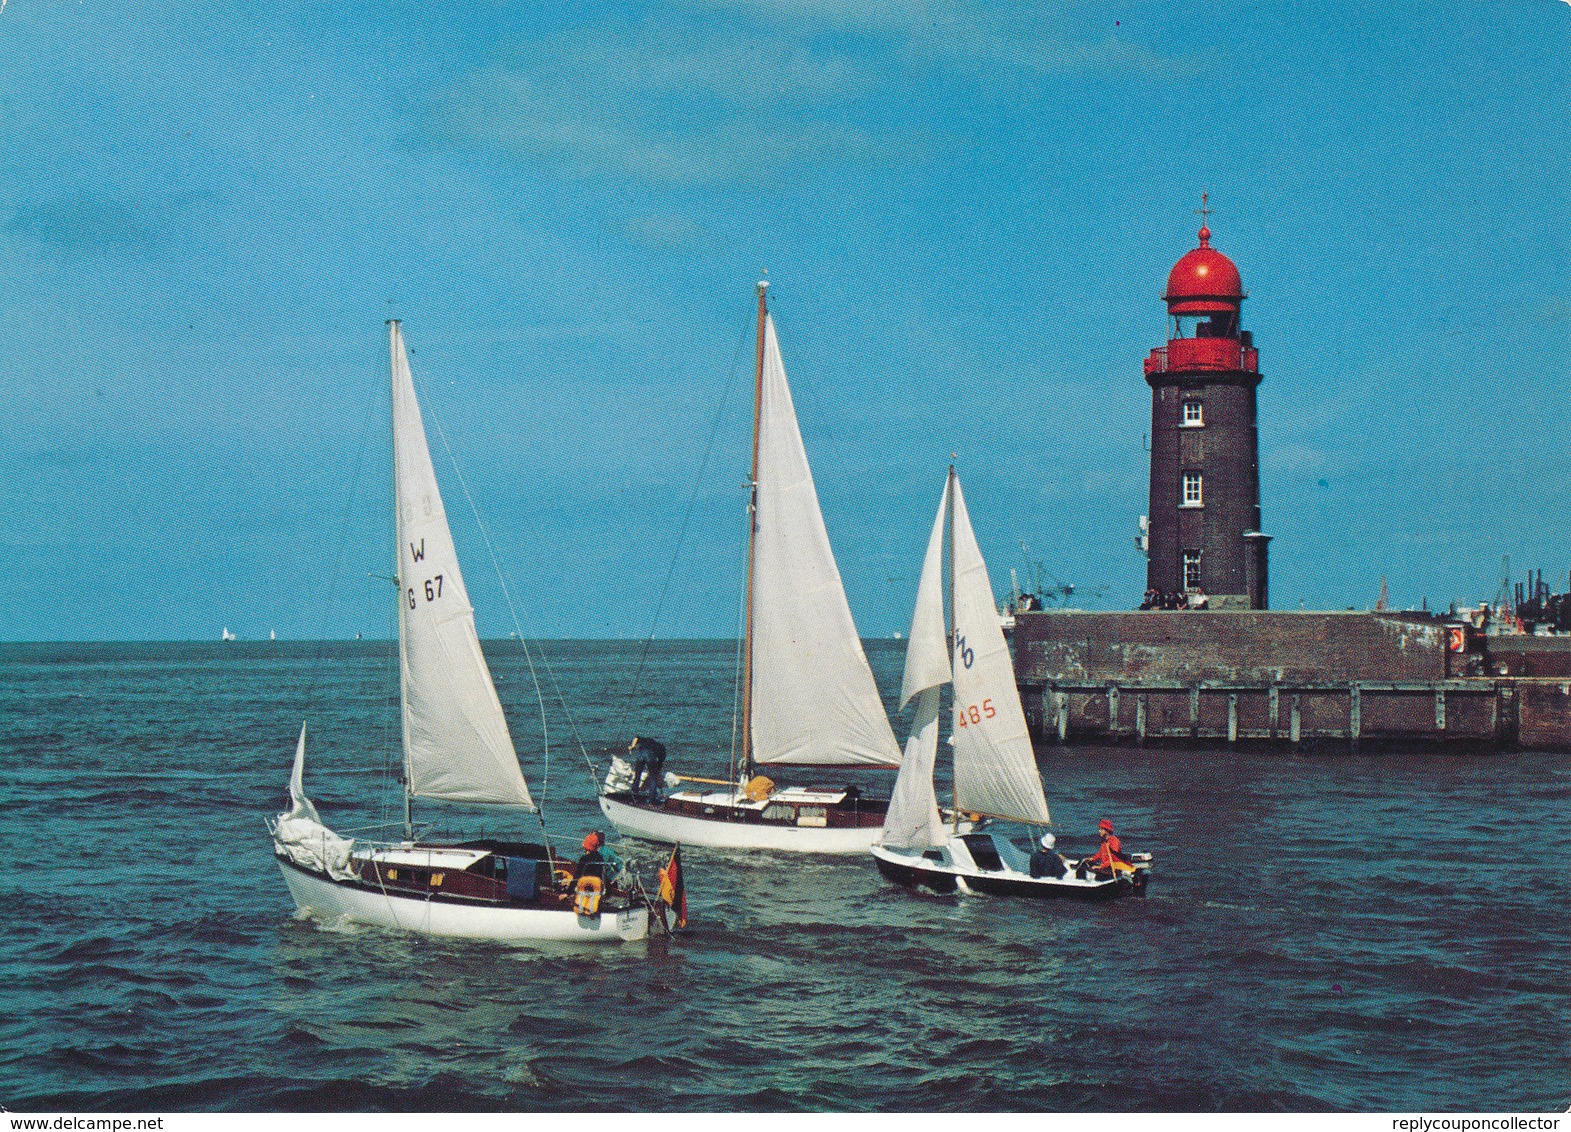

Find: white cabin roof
<box><xmin>353</xmin><ymin>846</ymin><xmax>492</xmax><ymax>870</ymax></box>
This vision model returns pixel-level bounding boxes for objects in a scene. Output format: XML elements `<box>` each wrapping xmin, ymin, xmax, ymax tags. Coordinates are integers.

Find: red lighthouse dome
<box><xmin>1163</xmin><ymin>226</ymin><xmax>1244</xmax><ymax>315</ymax></box>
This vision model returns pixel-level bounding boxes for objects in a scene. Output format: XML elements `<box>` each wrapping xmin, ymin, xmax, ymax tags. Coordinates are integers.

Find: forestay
<box><xmin>880</xmin><ymin>482</ymin><xmax>952</xmax><ymax>850</ymax></box>
<box><xmin>947</xmin><ymin>477</ymin><xmax>1051</xmax><ymax>826</ymax></box>
<box><xmin>748</xmin><ymin>314</ymin><xmax>901</xmax><ymax>768</ymax></box>
<box><xmin>390</xmin><ymin>322</ymin><xmax>535</xmax><ymax>809</ymax></box>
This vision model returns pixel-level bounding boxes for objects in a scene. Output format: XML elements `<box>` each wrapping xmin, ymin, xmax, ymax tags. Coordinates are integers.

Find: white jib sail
<box><xmin>881</xmin><ymin>482</ymin><xmax>953</xmax><ymax>850</ymax></box>
<box><xmin>749</xmin><ymin>313</ymin><xmax>901</xmax><ymax>768</ymax></box>
<box><xmin>948</xmin><ymin>475</ymin><xmax>1051</xmax><ymax>826</ymax></box>
<box><xmin>391</xmin><ymin>322</ymin><xmax>535</xmax><ymax>809</ymax></box>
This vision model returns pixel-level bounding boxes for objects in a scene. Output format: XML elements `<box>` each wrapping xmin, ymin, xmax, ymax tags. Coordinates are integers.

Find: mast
<box><xmin>947</xmin><ymin>462</ymin><xmax>959</xmax><ymax>836</ymax></box>
<box><xmin>739</xmin><ymin>279</ymin><xmax>768</xmax><ymax>780</ymax></box>
<box><xmin>390</xmin><ymin>318</ymin><xmax>414</xmax><ymax>841</ymax></box>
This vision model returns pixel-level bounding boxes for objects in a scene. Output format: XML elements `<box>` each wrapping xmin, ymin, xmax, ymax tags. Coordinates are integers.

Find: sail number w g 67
<box><xmin>407</xmin><ymin>575</ymin><xmax>445</xmax><ymax>609</ymax></box>
<box><xmin>955</xmin><ymin>699</ymin><xmax>996</xmax><ymax>727</ymax></box>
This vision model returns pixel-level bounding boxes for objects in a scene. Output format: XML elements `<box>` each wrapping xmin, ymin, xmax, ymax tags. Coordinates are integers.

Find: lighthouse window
<box><xmin>1181</xmin><ymin>399</ymin><xmax>1204</xmax><ymax>427</ymax></box>
<box><xmin>1183</xmin><ymin>552</ymin><xmax>1201</xmax><ymax>592</ymax></box>
<box><xmin>1181</xmin><ymin>472</ymin><xmax>1203</xmax><ymax>507</ymax></box>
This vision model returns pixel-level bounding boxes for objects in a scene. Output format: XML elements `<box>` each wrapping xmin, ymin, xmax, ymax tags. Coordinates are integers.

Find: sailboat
<box><xmin>270</xmin><ymin>321</ymin><xmax>655</xmax><ymax>942</ymax></box>
<box><xmin>871</xmin><ymin>468</ymin><xmax>1150</xmax><ymax>899</ymax></box>
<box><xmin>221</xmin><ymin>627</ymin><xmax>236</xmax><ymax>642</ymax></box>
<box><xmin>599</xmin><ymin>281</ymin><xmax>911</xmax><ymax>854</ymax></box>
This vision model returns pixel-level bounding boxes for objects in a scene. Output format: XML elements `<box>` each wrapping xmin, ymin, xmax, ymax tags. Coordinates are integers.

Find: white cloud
<box><xmin>679</xmin><ymin>0</ymin><xmax>1198</xmax><ymax>77</ymax></box>
<box><xmin>431</xmin><ymin>4</ymin><xmax>1190</xmax><ymax>186</ymax></box>
<box><xmin>433</xmin><ymin>20</ymin><xmax>914</xmax><ymax>185</ymax></box>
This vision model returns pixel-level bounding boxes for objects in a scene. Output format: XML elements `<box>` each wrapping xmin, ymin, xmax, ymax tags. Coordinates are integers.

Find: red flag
<box><xmin>658</xmin><ymin>844</ymin><xmax>687</xmax><ymax>929</ymax></box>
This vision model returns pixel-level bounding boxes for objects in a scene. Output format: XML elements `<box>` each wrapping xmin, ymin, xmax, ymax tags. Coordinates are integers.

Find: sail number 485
<box><xmin>407</xmin><ymin>575</ymin><xmax>445</xmax><ymax>609</ymax></box>
<box><xmin>955</xmin><ymin>699</ymin><xmax>996</xmax><ymax>727</ymax></box>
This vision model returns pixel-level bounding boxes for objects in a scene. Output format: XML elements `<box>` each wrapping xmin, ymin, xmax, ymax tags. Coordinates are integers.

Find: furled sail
<box><xmin>390</xmin><ymin>321</ymin><xmax>535</xmax><ymax>809</ymax></box>
<box><xmin>947</xmin><ymin>476</ymin><xmax>1051</xmax><ymax>826</ymax></box>
<box><xmin>287</xmin><ymin>721</ymin><xmax>321</xmax><ymax>825</ymax></box>
<box><xmin>881</xmin><ymin>483</ymin><xmax>953</xmax><ymax>850</ymax></box>
<box><xmin>274</xmin><ymin>723</ymin><xmax>358</xmax><ymax>881</ymax></box>
<box><xmin>748</xmin><ymin>313</ymin><xmax>901</xmax><ymax>768</ymax></box>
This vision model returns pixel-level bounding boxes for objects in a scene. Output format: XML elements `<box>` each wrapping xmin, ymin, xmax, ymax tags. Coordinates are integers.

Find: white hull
<box><xmin>278</xmin><ymin>858</ymin><xmax>649</xmax><ymax>942</ymax></box>
<box><xmin>870</xmin><ymin>837</ymin><xmax>1147</xmax><ymax>900</ymax></box>
<box><xmin>600</xmin><ymin>793</ymin><xmax>882</xmax><ymax>854</ymax></box>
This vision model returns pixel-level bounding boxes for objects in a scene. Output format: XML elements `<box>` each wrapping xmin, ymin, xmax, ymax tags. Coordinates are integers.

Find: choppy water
<box><xmin>2</xmin><ymin>640</ymin><xmax>1567</xmax><ymax>1112</ymax></box>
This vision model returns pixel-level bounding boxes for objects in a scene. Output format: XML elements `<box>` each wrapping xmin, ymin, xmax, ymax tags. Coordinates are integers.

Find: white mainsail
<box><xmin>880</xmin><ymin>482</ymin><xmax>952</xmax><ymax>850</ymax></box>
<box><xmin>390</xmin><ymin>321</ymin><xmax>535</xmax><ymax>809</ymax></box>
<box><xmin>748</xmin><ymin>313</ymin><xmax>901</xmax><ymax>769</ymax></box>
<box><xmin>947</xmin><ymin>476</ymin><xmax>1051</xmax><ymax>826</ymax></box>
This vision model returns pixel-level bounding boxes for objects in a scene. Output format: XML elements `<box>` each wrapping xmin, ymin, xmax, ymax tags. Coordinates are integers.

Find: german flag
<box><xmin>657</xmin><ymin>844</ymin><xmax>687</xmax><ymax>929</ymax></box>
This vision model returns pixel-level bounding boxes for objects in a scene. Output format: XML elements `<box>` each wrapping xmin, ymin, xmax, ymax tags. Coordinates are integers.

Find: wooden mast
<box><xmin>739</xmin><ymin>279</ymin><xmax>768</xmax><ymax>779</ymax></box>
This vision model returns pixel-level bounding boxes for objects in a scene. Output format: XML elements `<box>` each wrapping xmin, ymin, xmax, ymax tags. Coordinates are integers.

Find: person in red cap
<box><xmin>1077</xmin><ymin>818</ymin><xmax>1129</xmax><ymax>877</ymax></box>
<box><xmin>572</xmin><ymin>830</ymin><xmax>620</xmax><ymax>884</ymax></box>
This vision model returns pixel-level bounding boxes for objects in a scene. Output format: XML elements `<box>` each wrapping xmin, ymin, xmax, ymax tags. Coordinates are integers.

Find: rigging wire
<box><xmin>729</xmin><ymin>558</ymin><xmax>748</xmax><ymax>789</ymax></box>
<box><xmin>290</xmin><ymin>362</ymin><xmax>406</xmax><ymax>835</ymax></box>
<box><xmin>426</xmin><ymin>408</ymin><xmax>556</xmax><ymax>849</ymax></box>
<box><xmin>618</xmin><ymin>309</ymin><xmax>755</xmax><ymax>748</ymax></box>
<box><xmin>308</xmin><ymin>369</ymin><xmax>381</xmax><ymax>701</ymax></box>
<box><xmin>423</xmin><ymin>390</ymin><xmax>605</xmax><ymax>801</ymax></box>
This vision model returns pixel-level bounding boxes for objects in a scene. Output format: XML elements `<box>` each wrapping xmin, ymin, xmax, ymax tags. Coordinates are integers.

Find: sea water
<box><xmin>0</xmin><ymin>640</ymin><xmax>1566</xmax><ymax>1112</ymax></box>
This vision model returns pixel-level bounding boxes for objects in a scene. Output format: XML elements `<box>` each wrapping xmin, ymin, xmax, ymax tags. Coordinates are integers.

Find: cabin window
<box><xmin>762</xmin><ymin>804</ymin><xmax>797</xmax><ymax>823</ymax></box>
<box><xmin>1183</xmin><ymin>551</ymin><xmax>1202</xmax><ymax>592</ymax></box>
<box><xmin>1181</xmin><ymin>399</ymin><xmax>1204</xmax><ymax>427</ymax></box>
<box><xmin>796</xmin><ymin>806</ymin><xmax>828</xmax><ymax>828</ymax></box>
<box><xmin>1181</xmin><ymin>472</ymin><xmax>1203</xmax><ymax>507</ymax></box>
<box><xmin>430</xmin><ymin>873</ymin><xmax>444</xmax><ymax>887</ymax></box>
<box><xmin>386</xmin><ymin>868</ymin><xmax>399</xmax><ymax>881</ymax></box>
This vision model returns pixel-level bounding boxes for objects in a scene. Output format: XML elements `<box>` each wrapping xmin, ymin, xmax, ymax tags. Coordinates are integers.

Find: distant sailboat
<box><xmin>600</xmin><ymin>281</ymin><xmax>915</xmax><ymax>853</ymax></box>
<box><xmin>269</xmin><ymin>629</ymin><xmax>277</xmax><ymax>641</ymax></box>
<box><xmin>871</xmin><ymin>467</ymin><xmax>1150</xmax><ymax>900</ymax></box>
<box><xmin>221</xmin><ymin>627</ymin><xmax>236</xmax><ymax>642</ymax></box>
<box><xmin>270</xmin><ymin>321</ymin><xmax>663</xmax><ymax>942</ymax></box>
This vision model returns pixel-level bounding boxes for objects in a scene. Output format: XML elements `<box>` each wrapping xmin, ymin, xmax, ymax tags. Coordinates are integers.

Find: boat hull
<box><xmin>277</xmin><ymin>856</ymin><xmax>650</xmax><ymax>942</ymax></box>
<box><xmin>600</xmin><ymin>792</ymin><xmax>884</xmax><ymax>854</ymax></box>
<box><xmin>870</xmin><ymin>842</ymin><xmax>1146</xmax><ymax>901</ymax></box>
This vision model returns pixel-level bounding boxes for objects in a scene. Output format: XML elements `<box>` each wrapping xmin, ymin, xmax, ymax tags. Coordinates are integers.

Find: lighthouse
<box><xmin>1142</xmin><ymin>209</ymin><xmax>1270</xmax><ymax>610</ymax></box>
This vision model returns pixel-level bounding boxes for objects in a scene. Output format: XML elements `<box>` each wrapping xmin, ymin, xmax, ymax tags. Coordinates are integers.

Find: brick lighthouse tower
<box><xmin>1143</xmin><ymin>203</ymin><xmax>1270</xmax><ymax>609</ymax></box>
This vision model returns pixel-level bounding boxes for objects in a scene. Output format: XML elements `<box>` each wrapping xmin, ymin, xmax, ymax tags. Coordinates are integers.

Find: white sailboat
<box><xmin>270</xmin><ymin>321</ymin><xmax>657</xmax><ymax>942</ymax></box>
<box><xmin>221</xmin><ymin>627</ymin><xmax>236</xmax><ymax>642</ymax></box>
<box><xmin>599</xmin><ymin>281</ymin><xmax>908</xmax><ymax>853</ymax></box>
<box><xmin>871</xmin><ymin>468</ymin><xmax>1150</xmax><ymax>899</ymax></box>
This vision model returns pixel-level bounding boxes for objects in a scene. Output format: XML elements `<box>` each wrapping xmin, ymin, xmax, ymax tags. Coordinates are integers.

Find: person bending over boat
<box><xmin>1076</xmin><ymin>819</ymin><xmax>1132</xmax><ymax>878</ymax></box>
<box><xmin>627</xmin><ymin>736</ymin><xmax>668</xmax><ymax>801</ymax></box>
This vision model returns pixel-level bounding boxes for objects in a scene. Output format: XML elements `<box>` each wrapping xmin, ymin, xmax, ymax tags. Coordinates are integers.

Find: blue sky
<box><xmin>2</xmin><ymin>0</ymin><xmax>1567</xmax><ymax>640</ymax></box>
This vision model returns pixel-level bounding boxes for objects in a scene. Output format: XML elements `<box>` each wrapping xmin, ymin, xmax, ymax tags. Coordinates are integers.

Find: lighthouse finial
<box><xmin>1195</xmin><ymin>192</ymin><xmax>1212</xmax><ymax>246</ymax></box>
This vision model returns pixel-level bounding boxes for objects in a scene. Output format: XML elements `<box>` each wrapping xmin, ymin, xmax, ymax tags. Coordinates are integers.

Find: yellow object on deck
<box><xmin>573</xmin><ymin>875</ymin><xmax>603</xmax><ymax>916</ymax></box>
<box><xmin>742</xmin><ymin>775</ymin><xmax>775</xmax><ymax>802</ymax></box>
